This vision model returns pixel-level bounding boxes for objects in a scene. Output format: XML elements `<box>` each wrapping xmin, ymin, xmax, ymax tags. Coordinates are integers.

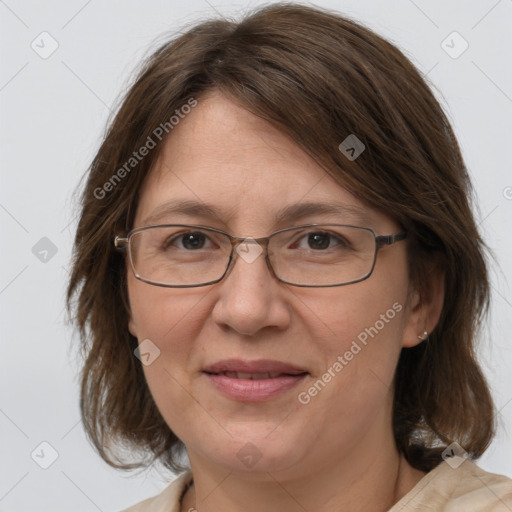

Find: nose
<box><xmin>210</xmin><ymin>242</ymin><xmax>291</xmax><ymax>336</ymax></box>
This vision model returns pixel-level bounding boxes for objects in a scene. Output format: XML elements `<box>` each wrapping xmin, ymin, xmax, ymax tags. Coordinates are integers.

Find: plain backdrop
<box><xmin>0</xmin><ymin>0</ymin><xmax>511</xmax><ymax>510</ymax></box>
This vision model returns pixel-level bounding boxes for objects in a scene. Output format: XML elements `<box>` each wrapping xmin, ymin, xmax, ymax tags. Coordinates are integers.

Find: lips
<box><xmin>203</xmin><ymin>359</ymin><xmax>308</xmax><ymax>377</ymax></box>
<box><xmin>202</xmin><ymin>359</ymin><xmax>309</xmax><ymax>402</ymax></box>
<box><xmin>214</xmin><ymin>371</ymin><xmax>291</xmax><ymax>380</ymax></box>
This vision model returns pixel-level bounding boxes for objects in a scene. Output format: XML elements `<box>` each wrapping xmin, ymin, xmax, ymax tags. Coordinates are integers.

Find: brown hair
<box><xmin>67</xmin><ymin>2</ymin><xmax>495</xmax><ymax>473</ymax></box>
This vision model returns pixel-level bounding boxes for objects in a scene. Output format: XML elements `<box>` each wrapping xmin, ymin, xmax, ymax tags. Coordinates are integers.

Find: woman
<box><xmin>67</xmin><ymin>3</ymin><xmax>512</xmax><ymax>511</ymax></box>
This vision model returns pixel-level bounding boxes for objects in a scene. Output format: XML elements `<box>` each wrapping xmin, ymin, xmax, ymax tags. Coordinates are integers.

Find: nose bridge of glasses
<box><xmin>211</xmin><ymin>232</ymin><xmax>274</xmax><ymax>286</ymax></box>
<box><xmin>228</xmin><ymin>233</ymin><xmax>270</xmax><ymax>255</ymax></box>
<box><xmin>227</xmin><ymin>234</ymin><xmax>271</xmax><ymax>268</ymax></box>
<box><xmin>229</xmin><ymin>233</ymin><xmax>270</xmax><ymax>245</ymax></box>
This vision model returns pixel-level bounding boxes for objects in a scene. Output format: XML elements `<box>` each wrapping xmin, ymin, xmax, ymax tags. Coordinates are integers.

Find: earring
<box><xmin>417</xmin><ymin>330</ymin><xmax>429</xmax><ymax>341</ymax></box>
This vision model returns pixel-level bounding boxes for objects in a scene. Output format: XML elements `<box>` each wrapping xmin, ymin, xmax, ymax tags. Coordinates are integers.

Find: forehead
<box><xmin>134</xmin><ymin>92</ymin><xmax>391</xmax><ymax>233</ymax></box>
<box><xmin>152</xmin><ymin>91</ymin><xmax>329</xmax><ymax>188</ymax></box>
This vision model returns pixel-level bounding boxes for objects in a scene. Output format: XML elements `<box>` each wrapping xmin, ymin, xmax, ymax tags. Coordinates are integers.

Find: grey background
<box><xmin>0</xmin><ymin>0</ymin><xmax>511</xmax><ymax>510</ymax></box>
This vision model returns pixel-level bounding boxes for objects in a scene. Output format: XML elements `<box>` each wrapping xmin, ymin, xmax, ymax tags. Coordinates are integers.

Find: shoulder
<box><xmin>119</xmin><ymin>471</ymin><xmax>193</xmax><ymax>512</ymax></box>
<box><xmin>390</xmin><ymin>460</ymin><xmax>512</xmax><ymax>511</ymax></box>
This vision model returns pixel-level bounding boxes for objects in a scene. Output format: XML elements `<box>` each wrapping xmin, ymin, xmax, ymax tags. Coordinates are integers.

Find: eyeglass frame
<box><xmin>114</xmin><ymin>223</ymin><xmax>407</xmax><ymax>288</ymax></box>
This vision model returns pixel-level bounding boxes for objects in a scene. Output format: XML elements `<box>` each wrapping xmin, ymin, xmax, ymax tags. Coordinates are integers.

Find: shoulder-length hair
<box><xmin>67</xmin><ymin>2</ymin><xmax>495</xmax><ymax>472</ymax></box>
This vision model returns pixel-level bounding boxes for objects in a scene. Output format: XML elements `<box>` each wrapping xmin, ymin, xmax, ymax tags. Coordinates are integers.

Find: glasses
<box><xmin>114</xmin><ymin>223</ymin><xmax>407</xmax><ymax>288</ymax></box>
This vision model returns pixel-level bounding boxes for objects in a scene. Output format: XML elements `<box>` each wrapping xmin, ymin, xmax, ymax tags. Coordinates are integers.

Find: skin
<box><xmin>127</xmin><ymin>91</ymin><xmax>444</xmax><ymax>512</ymax></box>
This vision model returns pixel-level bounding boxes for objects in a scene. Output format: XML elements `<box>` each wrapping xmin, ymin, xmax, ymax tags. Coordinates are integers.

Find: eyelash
<box><xmin>164</xmin><ymin>230</ymin><xmax>351</xmax><ymax>251</ymax></box>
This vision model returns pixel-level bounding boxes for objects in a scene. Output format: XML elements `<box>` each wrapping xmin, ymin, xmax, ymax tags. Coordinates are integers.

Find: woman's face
<box><xmin>127</xmin><ymin>91</ymin><xmax>426</xmax><ymax>477</ymax></box>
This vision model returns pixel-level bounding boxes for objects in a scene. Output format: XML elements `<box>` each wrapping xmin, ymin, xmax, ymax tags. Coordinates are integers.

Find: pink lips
<box><xmin>203</xmin><ymin>359</ymin><xmax>308</xmax><ymax>402</ymax></box>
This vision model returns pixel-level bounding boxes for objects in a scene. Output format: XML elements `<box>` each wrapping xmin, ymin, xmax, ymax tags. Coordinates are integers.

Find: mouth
<box><xmin>204</xmin><ymin>371</ymin><xmax>307</xmax><ymax>379</ymax></box>
<box><xmin>202</xmin><ymin>359</ymin><xmax>309</xmax><ymax>402</ymax></box>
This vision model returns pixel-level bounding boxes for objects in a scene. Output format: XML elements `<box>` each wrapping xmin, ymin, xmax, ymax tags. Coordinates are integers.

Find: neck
<box><xmin>181</xmin><ymin>436</ymin><xmax>425</xmax><ymax>512</ymax></box>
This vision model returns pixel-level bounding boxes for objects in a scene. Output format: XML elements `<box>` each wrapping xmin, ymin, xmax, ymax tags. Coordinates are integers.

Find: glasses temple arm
<box><xmin>376</xmin><ymin>231</ymin><xmax>407</xmax><ymax>248</ymax></box>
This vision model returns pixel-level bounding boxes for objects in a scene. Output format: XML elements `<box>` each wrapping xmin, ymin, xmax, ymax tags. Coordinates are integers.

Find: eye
<box><xmin>165</xmin><ymin>231</ymin><xmax>214</xmax><ymax>250</ymax></box>
<box><xmin>295</xmin><ymin>231</ymin><xmax>349</xmax><ymax>251</ymax></box>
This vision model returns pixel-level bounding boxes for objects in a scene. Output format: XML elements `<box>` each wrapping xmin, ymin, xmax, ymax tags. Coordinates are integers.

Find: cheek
<box><xmin>296</xmin><ymin>273</ymin><xmax>408</xmax><ymax>406</ymax></box>
<box><xmin>128</xmin><ymin>277</ymin><xmax>216</xmax><ymax>408</ymax></box>
<box><xmin>291</xmin><ymin>287</ymin><xmax>406</xmax><ymax>458</ymax></box>
<box><xmin>326</xmin><ymin>296</ymin><xmax>405</xmax><ymax>391</ymax></box>
<box><xmin>128</xmin><ymin>280</ymin><xmax>216</xmax><ymax>439</ymax></box>
<box><xmin>127</xmin><ymin>277</ymin><xmax>208</xmax><ymax>381</ymax></box>
<box><xmin>128</xmin><ymin>274</ymin><xmax>208</xmax><ymax>347</ymax></box>
<box><xmin>303</xmin><ymin>273</ymin><xmax>407</xmax><ymax>354</ymax></box>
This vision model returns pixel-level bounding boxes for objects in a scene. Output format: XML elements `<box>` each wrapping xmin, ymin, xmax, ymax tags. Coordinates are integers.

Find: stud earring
<box><xmin>417</xmin><ymin>330</ymin><xmax>429</xmax><ymax>341</ymax></box>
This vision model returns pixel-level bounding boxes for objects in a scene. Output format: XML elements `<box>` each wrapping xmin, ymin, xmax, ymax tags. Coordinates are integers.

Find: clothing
<box><xmin>388</xmin><ymin>460</ymin><xmax>512</xmax><ymax>511</ymax></box>
<box><xmin>121</xmin><ymin>460</ymin><xmax>512</xmax><ymax>512</ymax></box>
<box><xmin>121</xmin><ymin>471</ymin><xmax>193</xmax><ymax>512</ymax></box>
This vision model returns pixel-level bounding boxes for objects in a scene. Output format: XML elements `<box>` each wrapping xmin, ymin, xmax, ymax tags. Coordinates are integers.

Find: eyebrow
<box><xmin>141</xmin><ymin>199</ymin><xmax>374</xmax><ymax>228</ymax></box>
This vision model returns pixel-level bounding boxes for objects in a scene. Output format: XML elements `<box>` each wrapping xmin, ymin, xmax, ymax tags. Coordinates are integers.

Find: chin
<box><xmin>197</xmin><ymin>426</ymin><xmax>307</xmax><ymax>475</ymax></box>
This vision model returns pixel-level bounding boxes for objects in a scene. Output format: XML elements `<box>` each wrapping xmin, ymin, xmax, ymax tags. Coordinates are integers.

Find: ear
<box><xmin>128</xmin><ymin>317</ymin><xmax>138</xmax><ymax>339</ymax></box>
<box><xmin>125</xmin><ymin>274</ymin><xmax>138</xmax><ymax>339</ymax></box>
<box><xmin>402</xmin><ymin>259</ymin><xmax>445</xmax><ymax>348</ymax></box>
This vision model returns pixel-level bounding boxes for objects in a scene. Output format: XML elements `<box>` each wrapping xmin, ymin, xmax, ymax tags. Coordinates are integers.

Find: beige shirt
<box><xmin>121</xmin><ymin>460</ymin><xmax>512</xmax><ymax>512</ymax></box>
